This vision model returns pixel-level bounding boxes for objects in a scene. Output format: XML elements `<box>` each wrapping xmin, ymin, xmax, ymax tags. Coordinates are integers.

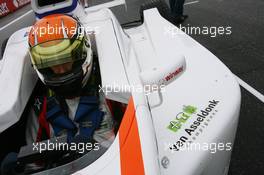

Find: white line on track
<box><xmin>184</xmin><ymin>0</ymin><xmax>199</xmax><ymax>6</ymax></box>
<box><xmin>0</xmin><ymin>10</ymin><xmax>33</xmax><ymax>31</ymax></box>
<box><xmin>234</xmin><ymin>74</ymin><xmax>264</xmax><ymax>103</ymax></box>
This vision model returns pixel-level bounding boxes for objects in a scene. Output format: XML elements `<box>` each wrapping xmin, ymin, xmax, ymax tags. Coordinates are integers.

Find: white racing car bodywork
<box><xmin>0</xmin><ymin>1</ymin><xmax>241</xmax><ymax>174</ymax></box>
<box><xmin>0</xmin><ymin>28</ymin><xmax>38</xmax><ymax>132</ymax></box>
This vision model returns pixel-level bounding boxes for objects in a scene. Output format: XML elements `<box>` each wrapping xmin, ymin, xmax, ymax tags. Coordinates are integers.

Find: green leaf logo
<box><xmin>183</xmin><ymin>105</ymin><xmax>197</xmax><ymax>114</ymax></box>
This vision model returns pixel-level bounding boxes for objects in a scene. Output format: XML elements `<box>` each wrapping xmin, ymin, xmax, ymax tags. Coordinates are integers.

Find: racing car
<box><xmin>0</xmin><ymin>0</ymin><xmax>241</xmax><ymax>174</ymax></box>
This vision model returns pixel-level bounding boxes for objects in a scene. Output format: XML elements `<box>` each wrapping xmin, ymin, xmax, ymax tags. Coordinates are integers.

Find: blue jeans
<box><xmin>169</xmin><ymin>0</ymin><xmax>185</xmax><ymax>16</ymax></box>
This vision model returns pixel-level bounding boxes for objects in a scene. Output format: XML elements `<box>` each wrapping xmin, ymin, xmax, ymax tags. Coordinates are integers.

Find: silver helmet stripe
<box><xmin>61</xmin><ymin>19</ymin><xmax>69</xmax><ymax>39</ymax></box>
<box><xmin>34</xmin><ymin>32</ymin><xmax>38</xmax><ymax>46</ymax></box>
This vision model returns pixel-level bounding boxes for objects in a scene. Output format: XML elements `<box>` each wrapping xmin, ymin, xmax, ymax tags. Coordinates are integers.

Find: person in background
<box><xmin>169</xmin><ymin>0</ymin><xmax>188</xmax><ymax>23</ymax></box>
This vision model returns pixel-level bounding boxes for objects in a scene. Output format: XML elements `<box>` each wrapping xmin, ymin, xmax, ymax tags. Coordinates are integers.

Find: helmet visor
<box><xmin>29</xmin><ymin>36</ymin><xmax>87</xmax><ymax>69</ymax></box>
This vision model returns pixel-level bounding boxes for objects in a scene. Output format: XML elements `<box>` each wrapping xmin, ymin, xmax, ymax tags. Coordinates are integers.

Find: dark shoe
<box><xmin>173</xmin><ymin>15</ymin><xmax>188</xmax><ymax>24</ymax></box>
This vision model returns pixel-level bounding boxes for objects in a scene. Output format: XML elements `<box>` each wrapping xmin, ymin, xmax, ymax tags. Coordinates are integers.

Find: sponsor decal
<box><xmin>164</xmin><ymin>66</ymin><xmax>184</xmax><ymax>82</ymax></box>
<box><xmin>157</xmin><ymin>65</ymin><xmax>184</xmax><ymax>86</ymax></box>
<box><xmin>0</xmin><ymin>2</ymin><xmax>10</xmax><ymax>16</ymax></box>
<box><xmin>13</xmin><ymin>0</ymin><xmax>19</xmax><ymax>8</ymax></box>
<box><xmin>0</xmin><ymin>0</ymin><xmax>30</xmax><ymax>17</ymax></box>
<box><xmin>13</xmin><ymin>0</ymin><xmax>30</xmax><ymax>7</ymax></box>
<box><xmin>167</xmin><ymin>100</ymin><xmax>220</xmax><ymax>151</ymax></box>
<box><xmin>167</xmin><ymin>105</ymin><xmax>197</xmax><ymax>132</ymax></box>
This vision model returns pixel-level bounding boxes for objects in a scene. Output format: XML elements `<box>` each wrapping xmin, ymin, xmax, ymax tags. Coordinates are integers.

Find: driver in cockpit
<box><xmin>1</xmin><ymin>14</ymin><xmax>115</xmax><ymax>175</ymax></box>
<box><xmin>26</xmin><ymin>14</ymin><xmax>115</xmax><ymax>146</ymax></box>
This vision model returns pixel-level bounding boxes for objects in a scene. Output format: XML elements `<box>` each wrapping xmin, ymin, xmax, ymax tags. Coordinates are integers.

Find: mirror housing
<box><xmin>140</xmin><ymin>54</ymin><xmax>186</xmax><ymax>89</ymax></box>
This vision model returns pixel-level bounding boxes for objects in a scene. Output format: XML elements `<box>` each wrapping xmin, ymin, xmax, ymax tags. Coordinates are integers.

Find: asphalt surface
<box><xmin>181</xmin><ymin>1</ymin><xmax>264</xmax><ymax>174</ymax></box>
<box><xmin>0</xmin><ymin>0</ymin><xmax>263</xmax><ymax>175</ymax></box>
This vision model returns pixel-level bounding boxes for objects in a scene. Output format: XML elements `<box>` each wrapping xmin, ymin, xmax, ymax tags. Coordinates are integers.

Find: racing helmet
<box><xmin>28</xmin><ymin>14</ymin><xmax>93</xmax><ymax>97</ymax></box>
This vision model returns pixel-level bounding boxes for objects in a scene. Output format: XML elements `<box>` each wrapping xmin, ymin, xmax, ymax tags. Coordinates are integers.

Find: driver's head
<box><xmin>28</xmin><ymin>14</ymin><xmax>93</xmax><ymax>97</ymax></box>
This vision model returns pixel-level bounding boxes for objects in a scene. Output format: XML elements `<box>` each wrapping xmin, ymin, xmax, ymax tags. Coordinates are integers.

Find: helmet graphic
<box><xmin>28</xmin><ymin>14</ymin><xmax>93</xmax><ymax>97</ymax></box>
